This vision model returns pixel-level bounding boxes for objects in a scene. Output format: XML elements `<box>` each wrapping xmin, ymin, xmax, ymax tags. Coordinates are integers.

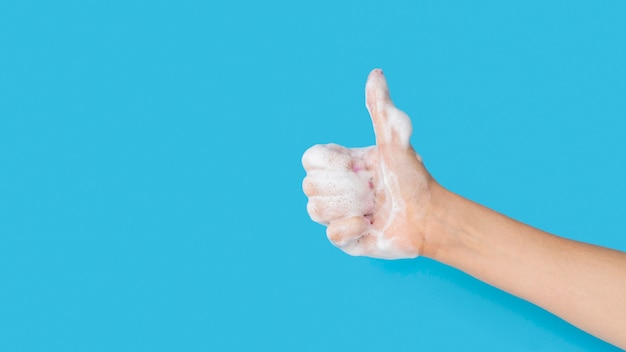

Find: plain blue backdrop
<box><xmin>1</xmin><ymin>0</ymin><xmax>625</xmax><ymax>351</ymax></box>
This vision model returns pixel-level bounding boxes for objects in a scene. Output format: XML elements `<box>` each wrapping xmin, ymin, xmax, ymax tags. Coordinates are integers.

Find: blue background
<box><xmin>1</xmin><ymin>0</ymin><xmax>625</xmax><ymax>351</ymax></box>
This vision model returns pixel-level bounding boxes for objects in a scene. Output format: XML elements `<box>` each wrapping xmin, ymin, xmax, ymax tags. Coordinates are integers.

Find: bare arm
<box><xmin>301</xmin><ymin>69</ymin><xmax>626</xmax><ymax>348</ymax></box>
<box><xmin>424</xmin><ymin>183</ymin><xmax>626</xmax><ymax>348</ymax></box>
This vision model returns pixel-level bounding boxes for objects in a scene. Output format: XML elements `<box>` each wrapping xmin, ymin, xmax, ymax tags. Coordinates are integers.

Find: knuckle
<box><xmin>302</xmin><ymin>144</ymin><xmax>352</xmax><ymax>171</ymax></box>
<box><xmin>302</xmin><ymin>177</ymin><xmax>316</xmax><ymax>196</ymax></box>
<box><xmin>326</xmin><ymin>216</ymin><xmax>368</xmax><ymax>247</ymax></box>
<box><xmin>301</xmin><ymin>145</ymin><xmax>323</xmax><ymax>169</ymax></box>
<box><xmin>326</xmin><ymin>225</ymin><xmax>343</xmax><ymax>245</ymax></box>
<box><xmin>306</xmin><ymin>199</ymin><xmax>327</xmax><ymax>224</ymax></box>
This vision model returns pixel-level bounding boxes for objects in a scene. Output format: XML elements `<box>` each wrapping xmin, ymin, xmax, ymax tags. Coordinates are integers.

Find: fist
<box><xmin>302</xmin><ymin>69</ymin><xmax>433</xmax><ymax>259</ymax></box>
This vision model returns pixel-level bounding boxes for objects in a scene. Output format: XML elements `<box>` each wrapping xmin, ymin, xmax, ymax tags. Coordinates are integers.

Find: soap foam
<box><xmin>302</xmin><ymin>146</ymin><xmax>376</xmax><ymax>225</ymax></box>
<box><xmin>365</xmin><ymin>69</ymin><xmax>413</xmax><ymax>148</ymax></box>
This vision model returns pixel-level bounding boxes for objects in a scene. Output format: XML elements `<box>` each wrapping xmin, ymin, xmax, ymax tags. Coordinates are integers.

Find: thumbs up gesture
<box><xmin>302</xmin><ymin>69</ymin><xmax>436</xmax><ymax>259</ymax></box>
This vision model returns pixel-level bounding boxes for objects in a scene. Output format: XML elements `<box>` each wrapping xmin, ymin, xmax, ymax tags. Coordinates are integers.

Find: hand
<box><xmin>302</xmin><ymin>69</ymin><xmax>435</xmax><ymax>259</ymax></box>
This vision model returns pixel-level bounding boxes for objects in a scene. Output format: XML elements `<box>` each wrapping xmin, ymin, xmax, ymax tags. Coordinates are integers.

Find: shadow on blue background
<box><xmin>1</xmin><ymin>0</ymin><xmax>624</xmax><ymax>351</ymax></box>
<box><xmin>375</xmin><ymin>258</ymin><xmax>617</xmax><ymax>350</ymax></box>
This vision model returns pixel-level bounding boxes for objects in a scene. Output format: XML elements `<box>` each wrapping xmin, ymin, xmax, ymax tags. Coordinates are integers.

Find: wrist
<box><xmin>420</xmin><ymin>182</ymin><xmax>471</xmax><ymax>261</ymax></box>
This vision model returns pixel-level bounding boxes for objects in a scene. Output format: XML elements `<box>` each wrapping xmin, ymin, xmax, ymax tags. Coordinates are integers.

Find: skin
<box><xmin>301</xmin><ymin>69</ymin><xmax>626</xmax><ymax>348</ymax></box>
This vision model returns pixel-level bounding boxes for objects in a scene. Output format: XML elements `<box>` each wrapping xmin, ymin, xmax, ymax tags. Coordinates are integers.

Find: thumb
<box><xmin>365</xmin><ymin>69</ymin><xmax>413</xmax><ymax>148</ymax></box>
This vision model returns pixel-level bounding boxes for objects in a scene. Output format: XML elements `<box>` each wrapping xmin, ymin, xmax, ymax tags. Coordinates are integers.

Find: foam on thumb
<box><xmin>365</xmin><ymin>69</ymin><xmax>413</xmax><ymax>148</ymax></box>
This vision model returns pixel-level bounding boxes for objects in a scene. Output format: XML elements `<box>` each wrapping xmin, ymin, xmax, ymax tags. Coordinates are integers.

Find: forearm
<box><xmin>422</xmin><ymin>183</ymin><xmax>626</xmax><ymax>348</ymax></box>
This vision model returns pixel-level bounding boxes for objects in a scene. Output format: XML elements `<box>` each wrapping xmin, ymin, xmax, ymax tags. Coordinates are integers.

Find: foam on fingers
<box><xmin>302</xmin><ymin>144</ymin><xmax>352</xmax><ymax>171</ymax></box>
<box><xmin>302</xmin><ymin>145</ymin><xmax>376</xmax><ymax>225</ymax></box>
<box><xmin>365</xmin><ymin>69</ymin><xmax>413</xmax><ymax>148</ymax></box>
<box><xmin>303</xmin><ymin>170</ymin><xmax>372</xmax><ymax>197</ymax></box>
<box><xmin>365</xmin><ymin>69</ymin><xmax>391</xmax><ymax>108</ymax></box>
<box><xmin>326</xmin><ymin>216</ymin><xmax>369</xmax><ymax>247</ymax></box>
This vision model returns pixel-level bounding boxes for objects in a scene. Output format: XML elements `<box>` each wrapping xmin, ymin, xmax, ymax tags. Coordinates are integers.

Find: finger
<box><xmin>302</xmin><ymin>172</ymin><xmax>346</xmax><ymax>197</ymax></box>
<box><xmin>326</xmin><ymin>216</ymin><xmax>369</xmax><ymax>247</ymax></box>
<box><xmin>302</xmin><ymin>170</ymin><xmax>371</xmax><ymax>197</ymax></box>
<box><xmin>341</xmin><ymin>233</ymin><xmax>377</xmax><ymax>257</ymax></box>
<box><xmin>302</xmin><ymin>143</ymin><xmax>352</xmax><ymax>171</ymax></box>
<box><xmin>306</xmin><ymin>194</ymin><xmax>371</xmax><ymax>225</ymax></box>
<box><xmin>365</xmin><ymin>69</ymin><xmax>413</xmax><ymax>148</ymax></box>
